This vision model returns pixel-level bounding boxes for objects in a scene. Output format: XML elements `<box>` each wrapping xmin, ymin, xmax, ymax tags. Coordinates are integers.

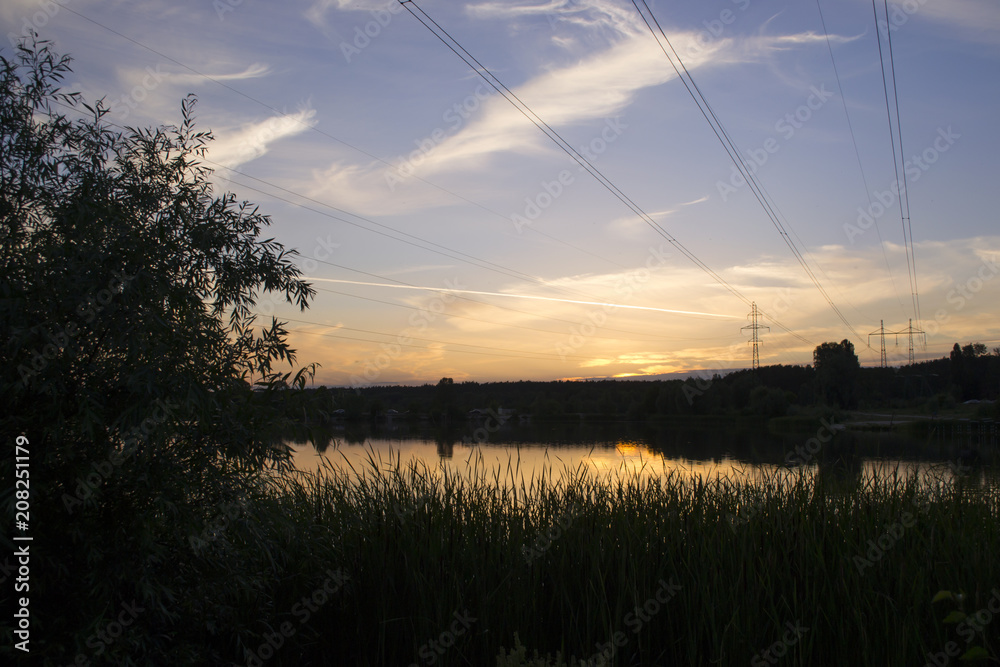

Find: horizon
<box><xmin>5</xmin><ymin>0</ymin><xmax>998</xmax><ymax>386</ymax></box>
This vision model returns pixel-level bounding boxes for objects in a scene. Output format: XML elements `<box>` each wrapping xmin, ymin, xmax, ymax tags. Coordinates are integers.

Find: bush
<box><xmin>0</xmin><ymin>37</ymin><xmax>325</xmax><ymax>664</ymax></box>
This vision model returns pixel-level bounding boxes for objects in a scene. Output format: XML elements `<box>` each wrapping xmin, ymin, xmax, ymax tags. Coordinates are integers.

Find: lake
<box><xmin>288</xmin><ymin>417</ymin><xmax>999</xmax><ymax>490</ymax></box>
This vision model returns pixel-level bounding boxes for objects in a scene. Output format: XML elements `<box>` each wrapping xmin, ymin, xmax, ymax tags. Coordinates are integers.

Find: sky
<box><xmin>4</xmin><ymin>0</ymin><xmax>999</xmax><ymax>386</ymax></box>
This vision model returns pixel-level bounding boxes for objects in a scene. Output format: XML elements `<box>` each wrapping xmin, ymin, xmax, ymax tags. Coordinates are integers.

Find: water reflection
<box><xmin>286</xmin><ymin>419</ymin><xmax>997</xmax><ymax>491</ymax></box>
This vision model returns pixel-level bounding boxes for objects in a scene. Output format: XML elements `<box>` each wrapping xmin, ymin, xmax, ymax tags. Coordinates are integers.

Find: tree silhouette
<box><xmin>813</xmin><ymin>340</ymin><xmax>860</xmax><ymax>408</ymax></box>
<box><xmin>1</xmin><ymin>38</ymin><xmax>319</xmax><ymax>661</ymax></box>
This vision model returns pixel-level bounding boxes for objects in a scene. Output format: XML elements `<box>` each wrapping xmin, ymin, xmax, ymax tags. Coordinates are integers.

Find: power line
<box><xmin>52</xmin><ymin>95</ymin><xmax>644</xmax><ymax>317</ymax></box>
<box><xmin>815</xmin><ymin>0</ymin><xmax>906</xmax><ymax>319</ymax></box>
<box><xmin>53</xmin><ymin>94</ymin><xmax>713</xmax><ymax>348</ymax></box>
<box><xmin>56</xmin><ymin>3</ymin><xmax>817</xmax><ymax>366</ymax></box>
<box><xmin>630</xmin><ymin>0</ymin><xmax>864</xmax><ymax>348</ymax></box>
<box><xmin>209</xmin><ymin>163</ymin><xmax>612</xmax><ymax>303</ymax></box>
<box><xmin>55</xmin><ymin>1</ymin><xmax>632</xmax><ymax>278</ymax></box>
<box><xmin>398</xmin><ymin>0</ymin><xmax>812</xmax><ymax>349</ymax></box>
<box><xmin>883</xmin><ymin>0</ymin><xmax>921</xmax><ymax>327</ymax></box>
<box><xmin>871</xmin><ymin>0</ymin><xmax>921</xmax><ymax>326</ymax></box>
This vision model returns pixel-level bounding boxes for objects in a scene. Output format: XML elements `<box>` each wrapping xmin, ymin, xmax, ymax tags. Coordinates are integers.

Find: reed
<box><xmin>244</xmin><ymin>449</ymin><xmax>998</xmax><ymax>666</ymax></box>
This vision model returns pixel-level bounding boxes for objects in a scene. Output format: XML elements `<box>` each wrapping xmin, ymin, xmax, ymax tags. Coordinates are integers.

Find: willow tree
<box><xmin>1</xmin><ymin>39</ymin><xmax>321</xmax><ymax>663</ymax></box>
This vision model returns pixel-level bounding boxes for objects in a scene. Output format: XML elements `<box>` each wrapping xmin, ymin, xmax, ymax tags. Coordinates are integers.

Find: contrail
<box><xmin>304</xmin><ymin>277</ymin><xmax>736</xmax><ymax>319</ymax></box>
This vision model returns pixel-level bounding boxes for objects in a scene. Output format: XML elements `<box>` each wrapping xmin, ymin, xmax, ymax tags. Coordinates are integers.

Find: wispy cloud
<box><xmin>911</xmin><ymin>0</ymin><xmax>1000</xmax><ymax>44</ymax></box>
<box><xmin>309</xmin><ymin>28</ymin><xmax>730</xmax><ymax>212</ymax></box>
<box><xmin>306</xmin><ymin>0</ymin><xmax>397</xmax><ymax>30</ymax></box>
<box><xmin>308</xmin><ymin>19</ymin><xmax>854</xmax><ymax>214</ymax></box>
<box><xmin>466</xmin><ymin>0</ymin><xmax>641</xmax><ymax>38</ymax></box>
<box><xmin>208</xmin><ymin>107</ymin><xmax>318</xmax><ymax>169</ymax></box>
<box><xmin>167</xmin><ymin>63</ymin><xmax>271</xmax><ymax>85</ymax></box>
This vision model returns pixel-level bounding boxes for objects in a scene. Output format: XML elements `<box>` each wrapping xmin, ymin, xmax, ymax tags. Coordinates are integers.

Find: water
<box><xmin>288</xmin><ymin>418</ymin><xmax>999</xmax><ymax>490</ymax></box>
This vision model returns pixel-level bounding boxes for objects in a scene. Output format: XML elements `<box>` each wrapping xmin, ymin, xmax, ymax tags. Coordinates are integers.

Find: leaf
<box><xmin>932</xmin><ymin>590</ymin><xmax>954</xmax><ymax>603</ymax></box>
<box><xmin>943</xmin><ymin>611</ymin><xmax>967</xmax><ymax>624</ymax></box>
<box><xmin>959</xmin><ymin>646</ymin><xmax>989</xmax><ymax>661</ymax></box>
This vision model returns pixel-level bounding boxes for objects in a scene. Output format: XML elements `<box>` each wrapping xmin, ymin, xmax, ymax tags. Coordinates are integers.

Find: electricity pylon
<box><xmin>899</xmin><ymin>319</ymin><xmax>926</xmax><ymax>365</ymax></box>
<box><xmin>741</xmin><ymin>302</ymin><xmax>769</xmax><ymax>370</ymax></box>
<box><xmin>868</xmin><ymin>320</ymin><xmax>888</xmax><ymax>368</ymax></box>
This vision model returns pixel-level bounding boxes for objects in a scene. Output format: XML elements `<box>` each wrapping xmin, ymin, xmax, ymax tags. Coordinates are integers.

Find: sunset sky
<box><xmin>5</xmin><ymin>0</ymin><xmax>999</xmax><ymax>386</ymax></box>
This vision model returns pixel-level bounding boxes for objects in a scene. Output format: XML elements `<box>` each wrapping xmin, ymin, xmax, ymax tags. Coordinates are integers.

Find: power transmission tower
<box><xmin>741</xmin><ymin>302</ymin><xmax>769</xmax><ymax>370</ymax></box>
<box><xmin>899</xmin><ymin>319</ymin><xmax>926</xmax><ymax>365</ymax></box>
<box><xmin>868</xmin><ymin>320</ymin><xmax>888</xmax><ymax>368</ymax></box>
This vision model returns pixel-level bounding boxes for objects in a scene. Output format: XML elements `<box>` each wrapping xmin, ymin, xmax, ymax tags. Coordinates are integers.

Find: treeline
<box><xmin>308</xmin><ymin>342</ymin><xmax>1000</xmax><ymax>421</ymax></box>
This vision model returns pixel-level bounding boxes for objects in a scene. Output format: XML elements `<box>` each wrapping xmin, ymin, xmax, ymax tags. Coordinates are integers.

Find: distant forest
<box><xmin>306</xmin><ymin>342</ymin><xmax>1000</xmax><ymax>421</ymax></box>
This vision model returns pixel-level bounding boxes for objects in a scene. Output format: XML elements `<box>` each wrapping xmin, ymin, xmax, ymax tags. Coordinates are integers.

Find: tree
<box><xmin>434</xmin><ymin>376</ymin><xmax>457</xmax><ymax>419</ymax></box>
<box><xmin>813</xmin><ymin>340</ymin><xmax>860</xmax><ymax>408</ymax></box>
<box><xmin>952</xmin><ymin>342</ymin><xmax>991</xmax><ymax>400</ymax></box>
<box><xmin>962</xmin><ymin>342</ymin><xmax>988</xmax><ymax>358</ymax></box>
<box><xmin>1</xmin><ymin>39</ymin><xmax>323</xmax><ymax>662</ymax></box>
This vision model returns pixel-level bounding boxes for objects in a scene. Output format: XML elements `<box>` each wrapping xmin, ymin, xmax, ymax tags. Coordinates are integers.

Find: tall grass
<box><xmin>238</xmin><ymin>448</ymin><xmax>1000</xmax><ymax>666</ymax></box>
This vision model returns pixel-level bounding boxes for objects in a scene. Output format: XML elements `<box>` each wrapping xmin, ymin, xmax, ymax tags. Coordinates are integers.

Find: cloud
<box><xmin>305</xmin><ymin>0</ymin><xmax>399</xmax><ymax>31</ymax></box>
<box><xmin>208</xmin><ymin>107</ymin><xmax>318</xmax><ymax>169</ymax></box>
<box><xmin>466</xmin><ymin>0</ymin><xmax>641</xmax><ymax>38</ymax></box>
<box><xmin>309</xmin><ymin>28</ymin><xmax>728</xmax><ymax>212</ymax></box>
<box><xmin>1</xmin><ymin>0</ymin><xmax>64</xmax><ymax>27</ymax></box>
<box><xmin>883</xmin><ymin>0</ymin><xmax>1000</xmax><ymax>44</ymax></box>
<box><xmin>766</xmin><ymin>31</ymin><xmax>861</xmax><ymax>47</ymax></box>
<box><xmin>609</xmin><ymin>209</ymin><xmax>675</xmax><ymax>238</ymax></box>
<box><xmin>167</xmin><ymin>63</ymin><xmax>271</xmax><ymax>85</ymax></box>
<box><xmin>302</xmin><ymin>235</ymin><xmax>1000</xmax><ymax>383</ymax></box>
<box><xmin>309</xmin><ymin>16</ymin><xmax>857</xmax><ymax>215</ymax></box>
